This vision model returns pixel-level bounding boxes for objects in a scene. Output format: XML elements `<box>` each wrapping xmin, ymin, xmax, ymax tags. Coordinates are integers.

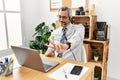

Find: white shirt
<box><xmin>48</xmin><ymin>23</ymin><xmax>85</xmax><ymax>61</ymax></box>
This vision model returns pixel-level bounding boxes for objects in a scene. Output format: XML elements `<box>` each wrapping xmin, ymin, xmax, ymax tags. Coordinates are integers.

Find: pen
<box><xmin>63</xmin><ymin>69</ymin><xmax>67</xmax><ymax>79</ymax></box>
<box><xmin>4</xmin><ymin>57</ymin><xmax>9</xmax><ymax>67</ymax></box>
<box><xmin>2</xmin><ymin>57</ymin><xmax>14</xmax><ymax>76</ymax></box>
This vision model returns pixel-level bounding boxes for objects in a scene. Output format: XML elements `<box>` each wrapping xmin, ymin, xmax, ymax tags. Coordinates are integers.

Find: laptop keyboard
<box><xmin>43</xmin><ymin>64</ymin><xmax>53</xmax><ymax>70</ymax></box>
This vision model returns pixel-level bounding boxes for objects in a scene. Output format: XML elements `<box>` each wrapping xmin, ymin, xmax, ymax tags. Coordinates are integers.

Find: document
<box><xmin>51</xmin><ymin>0</ymin><xmax>62</xmax><ymax>8</ymax></box>
<box><xmin>48</xmin><ymin>63</ymin><xmax>89</xmax><ymax>80</ymax></box>
<box><xmin>71</xmin><ymin>0</ymin><xmax>85</xmax><ymax>8</ymax></box>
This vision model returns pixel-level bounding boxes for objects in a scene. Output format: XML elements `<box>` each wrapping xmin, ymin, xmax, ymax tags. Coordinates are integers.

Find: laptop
<box><xmin>11</xmin><ymin>46</ymin><xmax>59</xmax><ymax>72</ymax></box>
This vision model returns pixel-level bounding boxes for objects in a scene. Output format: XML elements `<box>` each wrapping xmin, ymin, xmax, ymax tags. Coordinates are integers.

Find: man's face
<box><xmin>58</xmin><ymin>10</ymin><xmax>70</xmax><ymax>27</ymax></box>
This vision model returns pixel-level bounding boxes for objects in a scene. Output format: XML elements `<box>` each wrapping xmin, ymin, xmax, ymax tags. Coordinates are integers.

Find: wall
<box><xmin>21</xmin><ymin>0</ymin><xmax>57</xmax><ymax>46</ymax></box>
<box><xmin>94</xmin><ymin>0</ymin><xmax>120</xmax><ymax>79</ymax></box>
<box><xmin>21</xmin><ymin>0</ymin><xmax>120</xmax><ymax>79</ymax></box>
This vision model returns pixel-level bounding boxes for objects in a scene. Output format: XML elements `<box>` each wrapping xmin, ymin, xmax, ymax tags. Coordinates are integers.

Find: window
<box><xmin>0</xmin><ymin>0</ymin><xmax>22</xmax><ymax>51</ymax></box>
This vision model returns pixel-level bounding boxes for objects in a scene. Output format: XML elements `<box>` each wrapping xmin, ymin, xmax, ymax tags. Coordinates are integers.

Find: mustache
<box><xmin>60</xmin><ymin>21</ymin><xmax>66</xmax><ymax>24</ymax></box>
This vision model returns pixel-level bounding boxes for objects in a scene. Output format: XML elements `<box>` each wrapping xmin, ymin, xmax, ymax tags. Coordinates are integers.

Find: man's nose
<box><xmin>59</xmin><ymin>17</ymin><xmax>63</xmax><ymax>21</ymax></box>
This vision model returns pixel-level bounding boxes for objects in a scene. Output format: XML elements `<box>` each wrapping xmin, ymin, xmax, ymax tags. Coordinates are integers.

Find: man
<box><xmin>45</xmin><ymin>6</ymin><xmax>85</xmax><ymax>61</ymax></box>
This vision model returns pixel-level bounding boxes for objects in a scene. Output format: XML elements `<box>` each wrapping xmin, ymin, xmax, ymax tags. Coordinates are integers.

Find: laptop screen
<box><xmin>11</xmin><ymin>46</ymin><xmax>59</xmax><ymax>72</ymax></box>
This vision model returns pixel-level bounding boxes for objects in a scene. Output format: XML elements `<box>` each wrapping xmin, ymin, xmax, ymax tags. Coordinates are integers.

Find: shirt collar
<box><xmin>61</xmin><ymin>23</ymin><xmax>72</xmax><ymax>30</ymax></box>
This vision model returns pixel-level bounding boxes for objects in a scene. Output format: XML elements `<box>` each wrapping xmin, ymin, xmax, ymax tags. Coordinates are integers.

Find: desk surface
<box><xmin>0</xmin><ymin>54</ymin><xmax>95</xmax><ymax>80</ymax></box>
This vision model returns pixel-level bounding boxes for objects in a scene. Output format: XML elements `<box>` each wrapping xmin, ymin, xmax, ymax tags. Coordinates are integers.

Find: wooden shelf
<box><xmin>84</xmin><ymin>39</ymin><xmax>109</xmax><ymax>44</ymax></box>
<box><xmin>72</xmin><ymin>15</ymin><xmax>109</xmax><ymax>80</ymax></box>
<box><xmin>89</xmin><ymin>60</ymin><xmax>103</xmax><ymax>68</ymax></box>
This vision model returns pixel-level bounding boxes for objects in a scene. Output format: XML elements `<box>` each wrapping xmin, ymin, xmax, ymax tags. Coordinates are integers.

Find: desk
<box><xmin>0</xmin><ymin>54</ymin><xmax>95</xmax><ymax>80</ymax></box>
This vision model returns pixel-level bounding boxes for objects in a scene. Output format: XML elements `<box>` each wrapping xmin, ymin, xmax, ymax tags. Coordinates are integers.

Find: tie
<box><xmin>57</xmin><ymin>28</ymin><xmax>67</xmax><ymax>58</ymax></box>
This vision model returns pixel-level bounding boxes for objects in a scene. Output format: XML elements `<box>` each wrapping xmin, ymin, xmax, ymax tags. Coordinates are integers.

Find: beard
<box><xmin>60</xmin><ymin>21</ymin><xmax>69</xmax><ymax>27</ymax></box>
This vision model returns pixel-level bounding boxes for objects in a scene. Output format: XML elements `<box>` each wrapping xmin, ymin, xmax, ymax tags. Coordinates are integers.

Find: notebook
<box><xmin>11</xmin><ymin>46</ymin><xmax>59</xmax><ymax>72</ymax></box>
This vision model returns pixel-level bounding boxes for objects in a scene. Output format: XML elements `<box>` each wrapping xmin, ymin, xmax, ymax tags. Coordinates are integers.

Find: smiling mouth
<box><xmin>60</xmin><ymin>22</ymin><xmax>66</xmax><ymax>25</ymax></box>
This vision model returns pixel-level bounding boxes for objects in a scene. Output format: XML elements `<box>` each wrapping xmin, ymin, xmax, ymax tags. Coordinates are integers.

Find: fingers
<box><xmin>48</xmin><ymin>38</ymin><xmax>55</xmax><ymax>45</ymax></box>
<box><xmin>54</xmin><ymin>44</ymin><xmax>59</xmax><ymax>52</ymax></box>
<box><xmin>58</xmin><ymin>43</ymin><xmax>62</xmax><ymax>50</ymax></box>
<box><xmin>46</xmin><ymin>42</ymin><xmax>62</xmax><ymax>53</ymax></box>
<box><xmin>47</xmin><ymin>39</ymin><xmax>61</xmax><ymax>51</ymax></box>
<box><xmin>45</xmin><ymin>50</ymin><xmax>54</xmax><ymax>57</ymax></box>
<box><xmin>45</xmin><ymin>53</ymin><xmax>54</xmax><ymax>57</ymax></box>
<box><xmin>45</xmin><ymin>38</ymin><xmax>64</xmax><ymax>53</ymax></box>
<box><xmin>45</xmin><ymin>44</ymin><xmax>54</xmax><ymax>48</ymax></box>
<box><xmin>55</xmin><ymin>43</ymin><xmax>62</xmax><ymax>52</ymax></box>
<box><xmin>45</xmin><ymin>39</ymin><xmax>55</xmax><ymax>48</ymax></box>
<box><xmin>47</xmin><ymin>39</ymin><xmax>56</xmax><ymax>48</ymax></box>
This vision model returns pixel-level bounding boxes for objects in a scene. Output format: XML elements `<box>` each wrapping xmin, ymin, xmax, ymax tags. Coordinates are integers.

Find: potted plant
<box><xmin>29</xmin><ymin>22</ymin><xmax>56</xmax><ymax>54</ymax></box>
<box><xmin>94</xmin><ymin>70</ymin><xmax>100</xmax><ymax>80</ymax></box>
<box><xmin>93</xmin><ymin>49</ymin><xmax>100</xmax><ymax>61</ymax></box>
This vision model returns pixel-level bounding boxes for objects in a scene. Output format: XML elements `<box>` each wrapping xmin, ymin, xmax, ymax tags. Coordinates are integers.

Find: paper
<box><xmin>48</xmin><ymin>63</ymin><xmax>89</xmax><ymax>80</ymax></box>
<box><xmin>71</xmin><ymin>0</ymin><xmax>85</xmax><ymax>8</ymax></box>
<box><xmin>51</xmin><ymin>0</ymin><xmax>62</xmax><ymax>8</ymax></box>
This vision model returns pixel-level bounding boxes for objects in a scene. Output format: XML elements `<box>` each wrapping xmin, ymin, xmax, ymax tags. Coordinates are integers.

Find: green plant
<box><xmin>94</xmin><ymin>70</ymin><xmax>100</xmax><ymax>78</ymax></box>
<box><xmin>29</xmin><ymin>22</ymin><xmax>56</xmax><ymax>54</ymax></box>
<box><xmin>93</xmin><ymin>49</ymin><xmax>100</xmax><ymax>57</ymax></box>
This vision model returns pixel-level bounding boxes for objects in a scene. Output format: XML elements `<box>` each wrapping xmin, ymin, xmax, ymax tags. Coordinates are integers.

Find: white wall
<box><xmin>21</xmin><ymin>0</ymin><xmax>57</xmax><ymax>46</ymax></box>
<box><xmin>94</xmin><ymin>0</ymin><xmax>120</xmax><ymax>79</ymax></box>
<box><xmin>21</xmin><ymin>0</ymin><xmax>120</xmax><ymax>79</ymax></box>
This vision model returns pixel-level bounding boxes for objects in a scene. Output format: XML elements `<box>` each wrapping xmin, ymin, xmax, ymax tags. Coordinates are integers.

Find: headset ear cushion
<box><xmin>69</xmin><ymin>17</ymin><xmax>71</xmax><ymax>20</ymax></box>
<box><xmin>69</xmin><ymin>16</ymin><xmax>72</xmax><ymax>21</ymax></box>
<box><xmin>69</xmin><ymin>13</ymin><xmax>72</xmax><ymax>20</ymax></box>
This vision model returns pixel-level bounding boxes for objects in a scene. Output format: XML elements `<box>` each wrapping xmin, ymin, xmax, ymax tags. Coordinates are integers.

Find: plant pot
<box><xmin>94</xmin><ymin>56</ymin><xmax>99</xmax><ymax>61</ymax></box>
<box><xmin>94</xmin><ymin>77</ymin><xmax>99</xmax><ymax>80</ymax></box>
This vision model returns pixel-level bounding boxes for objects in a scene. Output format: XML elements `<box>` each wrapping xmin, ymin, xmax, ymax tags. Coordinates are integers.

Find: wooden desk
<box><xmin>0</xmin><ymin>54</ymin><xmax>95</xmax><ymax>80</ymax></box>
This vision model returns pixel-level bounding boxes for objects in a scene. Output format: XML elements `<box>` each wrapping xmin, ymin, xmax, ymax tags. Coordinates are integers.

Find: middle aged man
<box><xmin>45</xmin><ymin>6</ymin><xmax>85</xmax><ymax>61</ymax></box>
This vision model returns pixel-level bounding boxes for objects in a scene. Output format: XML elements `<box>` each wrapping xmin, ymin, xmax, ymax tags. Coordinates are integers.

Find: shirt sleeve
<box><xmin>67</xmin><ymin>24</ymin><xmax>85</xmax><ymax>49</ymax></box>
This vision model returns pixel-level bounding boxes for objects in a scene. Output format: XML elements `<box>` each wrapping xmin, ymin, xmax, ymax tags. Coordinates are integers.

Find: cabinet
<box><xmin>72</xmin><ymin>15</ymin><xmax>109</xmax><ymax>80</ymax></box>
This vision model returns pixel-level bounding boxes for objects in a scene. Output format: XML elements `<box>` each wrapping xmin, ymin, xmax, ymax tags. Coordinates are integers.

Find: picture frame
<box><xmin>50</xmin><ymin>0</ymin><xmax>89</xmax><ymax>11</ymax></box>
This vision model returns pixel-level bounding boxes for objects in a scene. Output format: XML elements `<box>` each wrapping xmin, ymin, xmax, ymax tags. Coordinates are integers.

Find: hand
<box><xmin>45</xmin><ymin>50</ymin><xmax>54</xmax><ymax>57</ymax></box>
<box><xmin>45</xmin><ymin>39</ymin><xmax>69</xmax><ymax>53</ymax></box>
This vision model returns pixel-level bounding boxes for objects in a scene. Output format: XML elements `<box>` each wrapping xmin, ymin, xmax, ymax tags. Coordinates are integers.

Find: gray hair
<box><xmin>58</xmin><ymin>6</ymin><xmax>72</xmax><ymax>20</ymax></box>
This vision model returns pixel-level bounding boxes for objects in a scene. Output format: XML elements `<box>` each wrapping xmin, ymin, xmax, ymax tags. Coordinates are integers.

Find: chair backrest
<box><xmin>82</xmin><ymin>43</ymin><xmax>93</xmax><ymax>62</ymax></box>
<box><xmin>81</xmin><ymin>45</ymin><xmax>87</xmax><ymax>62</ymax></box>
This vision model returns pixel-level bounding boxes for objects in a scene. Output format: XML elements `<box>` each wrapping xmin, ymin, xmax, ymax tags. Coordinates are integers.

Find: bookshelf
<box><xmin>72</xmin><ymin>15</ymin><xmax>109</xmax><ymax>80</ymax></box>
